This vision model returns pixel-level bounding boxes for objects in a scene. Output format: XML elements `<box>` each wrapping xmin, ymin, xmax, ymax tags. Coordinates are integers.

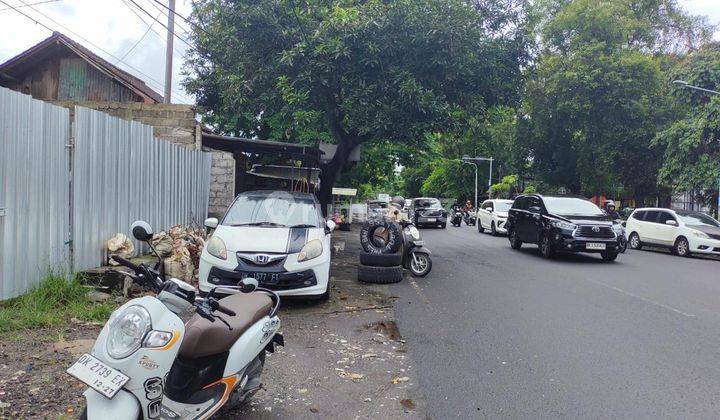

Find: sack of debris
<box><xmin>106</xmin><ymin>233</ymin><xmax>135</xmax><ymax>265</ymax></box>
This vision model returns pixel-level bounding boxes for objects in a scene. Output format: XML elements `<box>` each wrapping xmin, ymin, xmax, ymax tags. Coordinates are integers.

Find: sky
<box><xmin>0</xmin><ymin>0</ymin><xmax>719</xmax><ymax>105</ymax></box>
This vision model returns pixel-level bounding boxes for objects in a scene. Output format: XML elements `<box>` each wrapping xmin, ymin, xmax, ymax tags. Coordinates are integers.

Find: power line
<box><xmin>144</xmin><ymin>0</ymin><xmax>191</xmax><ymax>35</ymax></box>
<box><xmin>126</xmin><ymin>0</ymin><xmax>193</xmax><ymax>48</ymax></box>
<box><xmin>149</xmin><ymin>0</ymin><xmax>209</xmax><ymax>36</ymax></box>
<box><xmin>0</xmin><ymin>0</ymin><xmax>60</xmax><ymax>12</ymax></box>
<box><xmin>121</xmin><ymin>0</ymin><xmax>188</xmax><ymax>60</ymax></box>
<box><xmin>115</xmin><ymin>9</ymin><xmax>162</xmax><ymax>63</ymax></box>
<box><xmin>10</xmin><ymin>0</ymin><xmax>193</xmax><ymax>103</ymax></box>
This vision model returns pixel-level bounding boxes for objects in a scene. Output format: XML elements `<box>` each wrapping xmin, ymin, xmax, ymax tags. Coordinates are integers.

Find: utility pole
<box><xmin>462</xmin><ymin>156</ymin><xmax>494</xmax><ymax>208</ymax></box>
<box><xmin>164</xmin><ymin>0</ymin><xmax>175</xmax><ymax>103</ymax></box>
<box><xmin>461</xmin><ymin>159</ymin><xmax>478</xmax><ymax>210</ymax></box>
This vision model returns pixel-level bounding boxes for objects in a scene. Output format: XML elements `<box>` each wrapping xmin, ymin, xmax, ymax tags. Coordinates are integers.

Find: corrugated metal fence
<box><xmin>0</xmin><ymin>88</ymin><xmax>71</xmax><ymax>299</ymax></box>
<box><xmin>0</xmin><ymin>88</ymin><xmax>211</xmax><ymax>299</ymax></box>
<box><xmin>73</xmin><ymin>107</ymin><xmax>211</xmax><ymax>272</ymax></box>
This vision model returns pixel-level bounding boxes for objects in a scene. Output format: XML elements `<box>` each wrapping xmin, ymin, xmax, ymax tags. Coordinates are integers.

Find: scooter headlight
<box><xmin>106</xmin><ymin>305</ymin><xmax>151</xmax><ymax>359</ymax></box>
<box><xmin>408</xmin><ymin>226</ymin><xmax>421</xmax><ymax>240</ymax></box>
<box><xmin>298</xmin><ymin>239</ymin><xmax>323</xmax><ymax>262</ymax></box>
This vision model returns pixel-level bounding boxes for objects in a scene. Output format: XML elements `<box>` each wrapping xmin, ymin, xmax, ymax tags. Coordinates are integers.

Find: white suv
<box><xmin>199</xmin><ymin>190</ymin><xmax>335</xmax><ymax>299</ymax></box>
<box><xmin>625</xmin><ymin>208</ymin><xmax>720</xmax><ymax>257</ymax></box>
<box><xmin>477</xmin><ymin>199</ymin><xmax>513</xmax><ymax>235</ymax></box>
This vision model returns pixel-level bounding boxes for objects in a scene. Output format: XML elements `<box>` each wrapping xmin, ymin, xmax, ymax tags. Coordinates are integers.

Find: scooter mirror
<box><xmin>130</xmin><ymin>220</ymin><xmax>154</xmax><ymax>242</ymax></box>
<box><xmin>240</xmin><ymin>278</ymin><xmax>259</xmax><ymax>293</ymax></box>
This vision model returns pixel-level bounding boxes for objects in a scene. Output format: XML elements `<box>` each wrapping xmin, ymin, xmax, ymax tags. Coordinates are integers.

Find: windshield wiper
<box><xmin>229</xmin><ymin>222</ymin><xmax>287</xmax><ymax>227</ymax></box>
<box><xmin>289</xmin><ymin>224</ymin><xmax>317</xmax><ymax>228</ymax></box>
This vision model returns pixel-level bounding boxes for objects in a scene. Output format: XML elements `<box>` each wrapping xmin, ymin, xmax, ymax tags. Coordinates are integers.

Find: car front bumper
<box><xmin>198</xmin><ymin>252</ymin><xmax>330</xmax><ymax>297</ymax></box>
<box><xmin>689</xmin><ymin>236</ymin><xmax>720</xmax><ymax>255</ymax></box>
<box><xmin>552</xmin><ymin>232</ymin><xmax>621</xmax><ymax>253</ymax></box>
<box><xmin>415</xmin><ymin>216</ymin><xmax>447</xmax><ymax>226</ymax></box>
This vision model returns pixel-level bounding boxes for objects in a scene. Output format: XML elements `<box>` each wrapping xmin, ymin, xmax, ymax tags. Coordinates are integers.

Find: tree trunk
<box><xmin>318</xmin><ymin>138</ymin><xmax>358</xmax><ymax>216</ymax></box>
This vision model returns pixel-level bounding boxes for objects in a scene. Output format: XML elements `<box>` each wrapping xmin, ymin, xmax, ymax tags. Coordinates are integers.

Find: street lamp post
<box><xmin>672</xmin><ymin>80</ymin><xmax>720</xmax><ymax>217</ymax></box>
<box><xmin>462</xmin><ymin>155</ymin><xmax>494</xmax><ymax>210</ymax></box>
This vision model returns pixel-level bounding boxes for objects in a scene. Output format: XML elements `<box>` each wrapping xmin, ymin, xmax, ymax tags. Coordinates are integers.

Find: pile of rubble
<box><xmin>106</xmin><ymin>224</ymin><xmax>206</xmax><ymax>284</ymax></box>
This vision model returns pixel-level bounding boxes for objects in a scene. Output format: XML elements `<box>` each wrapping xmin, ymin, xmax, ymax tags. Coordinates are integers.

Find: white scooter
<box><xmin>66</xmin><ymin>221</ymin><xmax>283</xmax><ymax>420</ymax></box>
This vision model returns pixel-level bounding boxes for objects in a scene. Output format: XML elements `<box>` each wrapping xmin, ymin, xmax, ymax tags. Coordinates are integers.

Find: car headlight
<box><xmin>691</xmin><ymin>230</ymin><xmax>709</xmax><ymax>239</ymax></box>
<box><xmin>206</xmin><ymin>236</ymin><xmax>227</xmax><ymax>260</ymax></box>
<box><xmin>298</xmin><ymin>239</ymin><xmax>323</xmax><ymax>262</ymax></box>
<box><xmin>106</xmin><ymin>305</ymin><xmax>151</xmax><ymax>359</ymax></box>
<box><xmin>408</xmin><ymin>226</ymin><xmax>421</xmax><ymax>240</ymax></box>
<box><xmin>551</xmin><ymin>220</ymin><xmax>576</xmax><ymax>230</ymax></box>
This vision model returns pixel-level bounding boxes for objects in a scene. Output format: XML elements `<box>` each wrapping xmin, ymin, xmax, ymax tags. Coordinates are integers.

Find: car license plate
<box><xmin>586</xmin><ymin>243</ymin><xmax>606</xmax><ymax>250</ymax></box>
<box><xmin>67</xmin><ymin>353</ymin><xmax>129</xmax><ymax>398</ymax></box>
<box><xmin>238</xmin><ymin>272</ymin><xmax>280</xmax><ymax>284</ymax></box>
<box><xmin>425</xmin><ymin>218</ymin><xmax>436</xmax><ymax>222</ymax></box>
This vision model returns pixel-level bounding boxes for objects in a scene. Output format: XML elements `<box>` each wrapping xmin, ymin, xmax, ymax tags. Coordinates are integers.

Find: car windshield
<box><xmin>495</xmin><ymin>202</ymin><xmax>512</xmax><ymax>212</ymax></box>
<box><xmin>543</xmin><ymin>197</ymin><xmax>604</xmax><ymax>216</ymax></box>
<box><xmin>676</xmin><ymin>211</ymin><xmax>720</xmax><ymax>227</ymax></box>
<box><xmin>223</xmin><ymin>193</ymin><xmax>322</xmax><ymax>228</ymax></box>
<box><xmin>415</xmin><ymin>199</ymin><xmax>441</xmax><ymax>209</ymax></box>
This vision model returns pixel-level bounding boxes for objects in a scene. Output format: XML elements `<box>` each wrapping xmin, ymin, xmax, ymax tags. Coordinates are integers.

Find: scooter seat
<box><xmin>179</xmin><ymin>292</ymin><xmax>273</xmax><ymax>358</ymax></box>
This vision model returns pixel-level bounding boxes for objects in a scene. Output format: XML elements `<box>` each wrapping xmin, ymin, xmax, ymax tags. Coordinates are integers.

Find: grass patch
<box><xmin>0</xmin><ymin>273</ymin><xmax>115</xmax><ymax>333</ymax></box>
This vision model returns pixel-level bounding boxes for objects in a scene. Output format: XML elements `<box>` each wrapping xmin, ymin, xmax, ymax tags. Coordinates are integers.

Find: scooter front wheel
<box><xmin>409</xmin><ymin>253</ymin><xmax>432</xmax><ymax>277</ymax></box>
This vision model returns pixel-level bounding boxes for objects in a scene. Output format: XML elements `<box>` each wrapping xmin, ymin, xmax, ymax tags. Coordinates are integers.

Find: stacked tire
<box><xmin>357</xmin><ymin>218</ymin><xmax>404</xmax><ymax>284</ymax></box>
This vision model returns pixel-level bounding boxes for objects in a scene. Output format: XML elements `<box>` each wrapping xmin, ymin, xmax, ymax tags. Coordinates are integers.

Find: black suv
<box><xmin>411</xmin><ymin>197</ymin><xmax>447</xmax><ymax>228</ymax></box>
<box><xmin>505</xmin><ymin>194</ymin><xmax>622</xmax><ymax>261</ymax></box>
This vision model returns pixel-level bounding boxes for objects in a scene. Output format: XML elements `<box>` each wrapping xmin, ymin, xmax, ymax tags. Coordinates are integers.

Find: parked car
<box><xmin>477</xmin><ymin>199</ymin><xmax>513</xmax><ymax>235</ymax></box>
<box><xmin>506</xmin><ymin>194</ymin><xmax>623</xmax><ymax>261</ymax></box>
<box><xmin>410</xmin><ymin>197</ymin><xmax>447</xmax><ymax>228</ymax></box>
<box><xmin>625</xmin><ymin>208</ymin><xmax>720</xmax><ymax>257</ymax></box>
<box><xmin>367</xmin><ymin>200</ymin><xmax>389</xmax><ymax>218</ymax></box>
<box><xmin>199</xmin><ymin>190</ymin><xmax>335</xmax><ymax>300</ymax></box>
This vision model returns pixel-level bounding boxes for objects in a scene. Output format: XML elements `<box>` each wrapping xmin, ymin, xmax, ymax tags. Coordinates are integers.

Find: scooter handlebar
<box><xmin>216</xmin><ymin>304</ymin><xmax>236</xmax><ymax>317</ymax></box>
<box><xmin>110</xmin><ymin>255</ymin><xmax>139</xmax><ymax>271</ymax></box>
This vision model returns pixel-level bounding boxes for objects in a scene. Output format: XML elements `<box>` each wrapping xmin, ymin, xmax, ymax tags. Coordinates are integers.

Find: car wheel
<box><xmin>674</xmin><ymin>237</ymin><xmax>691</xmax><ymax>257</ymax></box>
<box><xmin>357</xmin><ymin>264</ymin><xmax>404</xmax><ymax>284</ymax></box>
<box><xmin>509</xmin><ymin>229</ymin><xmax>522</xmax><ymax>250</ymax></box>
<box><xmin>628</xmin><ymin>232</ymin><xmax>642</xmax><ymax>250</ymax></box>
<box><xmin>478</xmin><ymin>222</ymin><xmax>485</xmax><ymax>233</ymax></box>
<box><xmin>601</xmin><ymin>251</ymin><xmax>618</xmax><ymax>262</ymax></box>
<box><xmin>442</xmin><ymin>223</ymin><xmax>447</xmax><ymax>229</ymax></box>
<box><xmin>491</xmin><ymin>221</ymin><xmax>498</xmax><ymax>236</ymax></box>
<box><xmin>539</xmin><ymin>233</ymin><xmax>555</xmax><ymax>258</ymax></box>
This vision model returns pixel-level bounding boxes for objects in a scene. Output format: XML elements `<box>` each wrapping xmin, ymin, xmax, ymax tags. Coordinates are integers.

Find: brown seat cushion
<box><xmin>179</xmin><ymin>292</ymin><xmax>273</xmax><ymax>359</ymax></box>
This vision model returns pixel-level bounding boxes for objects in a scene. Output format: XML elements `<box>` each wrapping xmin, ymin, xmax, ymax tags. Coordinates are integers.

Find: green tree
<box><xmin>522</xmin><ymin>0</ymin><xmax>708</xmax><ymax>200</ymax></box>
<box><xmin>654</xmin><ymin>43</ymin><xmax>720</xmax><ymax>216</ymax></box>
<box><xmin>184</xmin><ymin>0</ymin><xmax>529</xmax><ymax>206</ymax></box>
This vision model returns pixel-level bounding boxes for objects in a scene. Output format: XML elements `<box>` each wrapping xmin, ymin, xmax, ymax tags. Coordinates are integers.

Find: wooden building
<box><xmin>0</xmin><ymin>32</ymin><xmax>162</xmax><ymax>103</ymax></box>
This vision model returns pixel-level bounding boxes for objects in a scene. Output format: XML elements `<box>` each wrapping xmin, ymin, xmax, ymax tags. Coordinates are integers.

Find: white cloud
<box><xmin>0</xmin><ymin>0</ymin><xmax>195</xmax><ymax>103</ymax></box>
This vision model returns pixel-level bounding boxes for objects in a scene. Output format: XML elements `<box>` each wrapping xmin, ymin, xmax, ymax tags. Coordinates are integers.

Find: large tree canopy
<box><xmin>521</xmin><ymin>0</ymin><xmax>709</xmax><ymax>200</ymax></box>
<box><xmin>184</xmin><ymin>0</ymin><xmax>530</xmax><ymax>204</ymax></box>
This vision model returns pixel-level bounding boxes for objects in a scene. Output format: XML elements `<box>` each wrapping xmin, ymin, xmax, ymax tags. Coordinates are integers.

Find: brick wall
<box><xmin>52</xmin><ymin>100</ymin><xmax>236</xmax><ymax>217</ymax></box>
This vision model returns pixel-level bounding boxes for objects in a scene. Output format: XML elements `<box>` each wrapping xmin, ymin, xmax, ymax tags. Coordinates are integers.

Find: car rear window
<box><xmin>632</xmin><ymin>210</ymin><xmax>646</xmax><ymax>221</ymax></box>
<box><xmin>513</xmin><ymin>197</ymin><xmax>527</xmax><ymax>210</ymax></box>
<box><xmin>656</xmin><ymin>211</ymin><xmax>676</xmax><ymax>224</ymax></box>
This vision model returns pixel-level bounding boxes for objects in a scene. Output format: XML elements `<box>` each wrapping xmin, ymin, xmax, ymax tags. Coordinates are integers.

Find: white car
<box><xmin>476</xmin><ymin>199</ymin><xmax>514</xmax><ymax>235</ymax></box>
<box><xmin>625</xmin><ymin>207</ymin><xmax>720</xmax><ymax>257</ymax></box>
<box><xmin>199</xmin><ymin>190</ymin><xmax>335</xmax><ymax>299</ymax></box>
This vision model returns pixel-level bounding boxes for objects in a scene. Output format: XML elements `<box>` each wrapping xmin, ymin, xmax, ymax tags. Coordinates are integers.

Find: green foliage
<box><xmin>0</xmin><ymin>273</ymin><xmax>114</xmax><ymax>332</ymax></box>
<box><xmin>419</xmin><ymin>159</ymin><xmax>474</xmax><ymax>199</ymax></box>
<box><xmin>490</xmin><ymin>174</ymin><xmax>520</xmax><ymax>198</ymax></box>
<box><xmin>654</xmin><ymin>43</ymin><xmax>720</xmax><ymax>212</ymax></box>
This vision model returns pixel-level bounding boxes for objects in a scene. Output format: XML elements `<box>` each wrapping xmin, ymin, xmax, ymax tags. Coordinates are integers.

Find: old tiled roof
<box><xmin>0</xmin><ymin>32</ymin><xmax>163</xmax><ymax>103</ymax></box>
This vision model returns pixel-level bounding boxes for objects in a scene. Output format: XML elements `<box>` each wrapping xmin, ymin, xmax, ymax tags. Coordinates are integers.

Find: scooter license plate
<box><xmin>238</xmin><ymin>271</ymin><xmax>280</xmax><ymax>285</ymax></box>
<box><xmin>67</xmin><ymin>353</ymin><xmax>129</xmax><ymax>398</ymax></box>
<box><xmin>586</xmin><ymin>243</ymin><xmax>606</xmax><ymax>250</ymax></box>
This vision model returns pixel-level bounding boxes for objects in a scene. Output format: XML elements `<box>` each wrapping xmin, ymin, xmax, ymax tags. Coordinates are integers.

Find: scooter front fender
<box><xmin>84</xmin><ymin>388</ymin><xmax>140</xmax><ymax>420</ymax></box>
<box><xmin>411</xmin><ymin>246</ymin><xmax>431</xmax><ymax>255</ymax></box>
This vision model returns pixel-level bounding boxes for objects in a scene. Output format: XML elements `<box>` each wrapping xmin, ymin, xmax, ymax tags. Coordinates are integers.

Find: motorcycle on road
<box><xmin>451</xmin><ymin>209</ymin><xmax>463</xmax><ymax>227</ymax></box>
<box><xmin>66</xmin><ymin>221</ymin><xmax>284</xmax><ymax>420</ymax></box>
<box><xmin>400</xmin><ymin>220</ymin><xmax>433</xmax><ymax>277</ymax></box>
<box><xmin>463</xmin><ymin>210</ymin><xmax>476</xmax><ymax>226</ymax></box>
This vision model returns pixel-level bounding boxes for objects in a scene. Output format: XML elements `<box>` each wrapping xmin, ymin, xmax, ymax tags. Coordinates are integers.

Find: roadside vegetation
<box><xmin>0</xmin><ymin>273</ymin><xmax>114</xmax><ymax>333</ymax></box>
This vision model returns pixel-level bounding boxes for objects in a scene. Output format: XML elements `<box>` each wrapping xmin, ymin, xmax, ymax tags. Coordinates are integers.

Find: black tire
<box><xmin>442</xmin><ymin>223</ymin><xmax>447</xmax><ymax>229</ymax></box>
<box><xmin>360</xmin><ymin>218</ymin><xmax>403</xmax><ymax>254</ymax></box>
<box><xmin>601</xmin><ymin>251</ymin><xmax>618</xmax><ymax>262</ymax></box>
<box><xmin>674</xmin><ymin>237</ymin><xmax>691</xmax><ymax>257</ymax></box>
<box><xmin>478</xmin><ymin>222</ymin><xmax>484</xmax><ymax>233</ymax></box>
<box><xmin>509</xmin><ymin>229</ymin><xmax>522</xmax><ymax>249</ymax></box>
<box><xmin>539</xmin><ymin>233</ymin><xmax>555</xmax><ymax>258</ymax></box>
<box><xmin>409</xmin><ymin>253</ymin><xmax>432</xmax><ymax>277</ymax></box>
<box><xmin>628</xmin><ymin>232</ymin><xmax>642</xmax><ymax>250</ymax></box>
<box><xmin>357</xmin><ymin>264</ymin><xmax>404</xmax><ymax>284</ymax></box>
<box><xmin>360</xmin><ymin>252</ymin><xmax>403</xmax><ymax>267</ymax></box>
<box><xmin>491</xmin><ymin>221</ymin><xmax>498</xmax><ymax>236</ymax></box>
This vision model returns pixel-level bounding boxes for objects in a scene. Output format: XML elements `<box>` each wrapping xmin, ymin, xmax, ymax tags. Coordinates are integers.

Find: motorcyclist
<box><xmin>388</xmin><ymin>195</ymin><xmax>408</xmax><ymax>223</ymax></box>
<box><xmin>604</xmin><ymin>200</ymin><xmax>621</xmax><ymax>219</ymax></box>
<box><xmin>465</xmin><ymin>200</ymin><xmax>474</xmax><ymax>212</ymax></box>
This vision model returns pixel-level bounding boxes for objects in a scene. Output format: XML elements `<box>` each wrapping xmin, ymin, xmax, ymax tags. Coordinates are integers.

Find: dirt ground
<box><xmin>0</xmin><ymin>227</ymin><xmax>426</xmax><ymax>419</ymax></box>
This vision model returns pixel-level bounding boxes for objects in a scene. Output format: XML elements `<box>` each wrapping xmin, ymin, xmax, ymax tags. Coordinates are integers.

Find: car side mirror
<box><xmin>204</xmin><ymin>217</ymin><xmax>219</xmax><ymax>229</ymax></box>
<box><xmin>326</xmin><ymin>220</ymin><xmax>336</xmax><ymax>233</ymax></box>
<box><xmin>529</xmin><ymin>206</ymin><xmax>541</xmax><ymax>214</ymax></box>
<box><xmin>488</xmin><ymin>208</ymin><xmax>493</xmax><ymax>213</ymax></box>
<box><xmin>240</xmin><ymin>278</ymin><xmax>258</xmax><ymax>293</ymax></box>
<box><xmin>665</xmin><ymin>220</ymin><xmax>678</xmax><ymax>226</ymax></box>
<box><xmin>130</xmin><ymin>220</ymin><xmax>154</xmax><ymax>242</ymax></box>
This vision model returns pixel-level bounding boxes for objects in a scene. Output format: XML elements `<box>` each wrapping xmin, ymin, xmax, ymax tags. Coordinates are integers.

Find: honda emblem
<box><xmin>255</xmin><ymin>254</ymin><xmax>270</xmax><ymax>264</ymax></box>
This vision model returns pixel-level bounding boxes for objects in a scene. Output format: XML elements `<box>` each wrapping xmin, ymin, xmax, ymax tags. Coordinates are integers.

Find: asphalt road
<box><xmin>391</xmin><ymin>224</ymin><xmax>720</xmax><ymax>419</ymax></box>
